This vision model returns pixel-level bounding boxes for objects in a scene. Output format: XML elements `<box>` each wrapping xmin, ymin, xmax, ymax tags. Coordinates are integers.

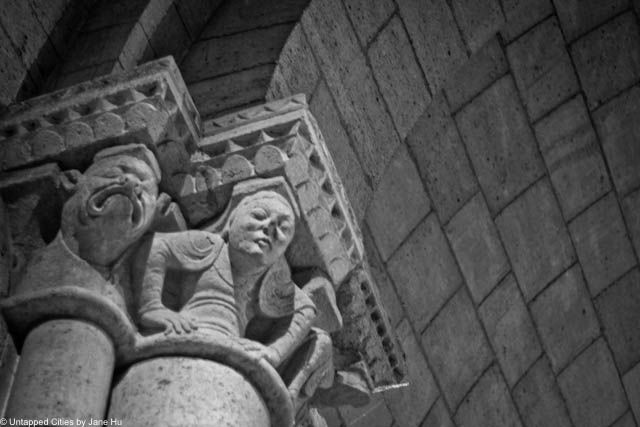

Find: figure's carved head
<box><xmin>227</xmin><ymin>191</ymin><xmax>296</xmax><ymax>273</ymax></box>
<box><xmin>60</xmin><ymin>144</ymin><xmax>162</xmax><ymax>267</ymax></box>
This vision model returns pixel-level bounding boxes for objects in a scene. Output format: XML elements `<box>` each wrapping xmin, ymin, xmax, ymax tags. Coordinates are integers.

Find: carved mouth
<box><xmin>255</xmin><ymin>237</ymin><xmax>271</xmax><ymax>250</ymax></box>
<box><xmin>86</xmin><ymin>182</ymin><xmax>143</xmax><ymax>228</ymax></box>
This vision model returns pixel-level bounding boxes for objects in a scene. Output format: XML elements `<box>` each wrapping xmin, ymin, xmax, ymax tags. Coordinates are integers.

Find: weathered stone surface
<box><xmin>406</xmin><ymin>94</ymin><xmax>478</xmax><ymax>223</ymax></box>
<box><xmin>0</xmin><ymin>26</ymin><xmax>25</xmax><ymax>106</ymax></box>
<box><xmin>456</xmin><ymin>76</ymin><xmax>544</xmax><ymax>214</ymax></box>
<box><xmin>310</xmin><ymin>81</ymin><xmax>371</xmax><ymax>221</ymax></box>
<box><xmin>387</xmin><ymin>214</ymin><xmax>462</xmax><ymax>330</ymax></box>
<box><xmin>454</xmin><ymin>365</ymin><xmax>522</xmax><ymax>427</ymax></box>
<box><xmin>450</xmin><ymin>0</ymin><xmax>504</xmax><ymax>52</ymax></box>
<box><xmin>267</xmin><ymin>24</ymin><xmax>320</xmax><ymax>101</ymax></box>
<box><xmin>596</xmin><ymin>269</ymin><xmax>640</xmax><ymax>374</ymax></box>
<box><xmin>0</xmin><ymin>0</ymin><xmax>48</xmax><ymax>68</ymax></box>
<box><xmin>343</xmin><ymin>0</ymin><xmax>395</xmax><ymax>45</ymax></box>
<box><xmin>507</xmin><ymin>17</ymin><xmax>579</xmax><ymax>121</ymax></box>
<box><xmin>385</xmin><ymin>319</ymin><xmax>438</xmax><ymax>426</ymax></box>
<box><xmin>530</xmin><ymin>265</ymin><xmax>600</xmax><ymax>373</ymax></box>
<box><xmin>30</xmin><ymin>0</ymin><xmax>72</xmax><ymax>32</ymax></box>
<box><xmin>420</xmin><ymin>398</ymin><xmax>453</xmax><ymax>427</ymax></box>
<box><xmin>592</xmin><ymin>85</ymin><xmax>640</xmax><ymax>197</ymax></box>
<box><xmin>559</xmin><ymin>339</ymin><xmax>628</xmax><ymax>427</ymax></box>
<box><xmin>571</xmin><ymin>12</ymin><xmax>640</xmax><ymax>109</ymax></box>
<box><xmin>534</xmin><ymin>95</ymin><xmax>611</xmax><ymax>220</ymax></box>
<box><xmin>0</xmin><ymin>198</ymin><xmax>11</xmax><ymax>297</ymax></box>
<box><xmin>0</xmin><ymin>317</ymin><xmax>17</xmax><ymax>415</ymax></box>
<box><xmin>513</xmin><ymin>357</ymin><xmax>572</xmax><ymax>427</ymax></box>
<box><xmin>342</xmin><ymin>394</ymin><xmax>393</xmax><ymax>427</ymax></box>
<box><xmin>611</xmin><ymin>412</ymin><xmax>637</xmax><ymax>427</ymax></box>
<box><xmin>569</xmin><ymin>192</ymin><xmax>636</xmax><ymax>296</ymax></box>
<box><xmin>479</xmin><ymin>275</ymin><xmax>541</xmax><ymax>386</ymax></box>
<box><xmin>624</xmin><ymin>362</ymin><xmax>640</xmax><ymax>423</ymax></box>
<box><xmin>175</xmin><ymin>0</ymin><xmax>224</xmax><ymax>40</ymax></box>
<box><xmin>622</xmin><ymin>188</ymin><xmax>640</xmax><ymax>256</ymax></box>
<box><xmin>83</xmin><ymin>0</ymin><xmax>146</xmax><ymax>32</ymax></box>
<box><xmin>446</xmin><ymin>194</ymin><xmax>509</xmax><ymax>303</ymax></box>
<box><xmin>422</xmin><ymin>288</ymin><xmax>492</xmax><ymax>409</ymax></box>
<box><xmin>368</xmin><ymin>16</ymin><xmax>431</xmax><ymax>139</ymax></box>
<box><xmin>61</xmin><ymin>23</ymin><xmax>131</xmax><ymax>73</ymax></box>
<box><xmin>146</xmin><ymin>5</ymin><xmax>192</xmax><ymax>61</ymax></box>
<box><xmin>366</xmin><ymin>145</ymin><xmax>430</xmax><ymax>261</ymax></box>
<box><xmin>496</xmin><ymin>179</ymin><xmax>575</xmax><ymax>301</ymax></box>
<box><xmin>553</xmin><ymin>0</ymin><xmax>629</xmax><ymax>42</ymax></box>
<box><xmin>445</xmin><ymin>37</ymin><xmax>508</xmax><ymax>112</ymax></box>
<box><xmin>396</xmin><ymin>0</ymin><xmax>468</xmax><ymax>92</ymax></box>
<box><xmin>499</xmin><ymin>0</ymin><xmax>553</xmax><ymax>41</ymax></box>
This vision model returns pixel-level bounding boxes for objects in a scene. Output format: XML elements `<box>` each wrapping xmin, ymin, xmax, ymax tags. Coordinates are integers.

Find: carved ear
<box><xmin>59</xmin><ymin>170</ymin><xmax>82</xmax><ymax>197</ymax></box>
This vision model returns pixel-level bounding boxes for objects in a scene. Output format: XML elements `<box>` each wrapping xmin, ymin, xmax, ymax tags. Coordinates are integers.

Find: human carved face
<box><xmin>62</xmin><ymin>155</ymin><xmax>159</xmax><ymax>266</ymax></box>
<box><xmin>228</xmin><ymin>193</ymin><xmax>295</xmax><ymax>271</ymax></box>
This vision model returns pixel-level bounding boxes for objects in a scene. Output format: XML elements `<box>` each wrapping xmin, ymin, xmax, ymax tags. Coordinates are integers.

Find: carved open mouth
<box><xmin>255</xmin><ymin>237</ymin><xmax>272</xmax><ymax>250</ymax></box>
<box><xmin>86</xmin><ymin>182</ymin><xmax>144</xmax><ymax>228</ymax></box>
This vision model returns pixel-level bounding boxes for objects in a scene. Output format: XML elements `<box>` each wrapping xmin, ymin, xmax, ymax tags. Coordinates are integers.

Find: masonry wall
<box><xmin>265</xmin><ymin>0</ymin><xmax>640</xmax><ymax>426</ymax></box>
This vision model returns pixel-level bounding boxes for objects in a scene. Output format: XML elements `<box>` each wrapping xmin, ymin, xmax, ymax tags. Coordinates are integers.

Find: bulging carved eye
<box><xmin>251</xmin><ymin>208</ymin><xmax>268</xmax><ymax>220</ymax></box>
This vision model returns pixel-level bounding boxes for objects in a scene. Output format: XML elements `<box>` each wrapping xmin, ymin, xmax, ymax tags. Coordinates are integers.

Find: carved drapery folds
<box><xmin>0</xmin><ymin>58</ymin><xmax>406</xmax><ymax>427</ymax></box>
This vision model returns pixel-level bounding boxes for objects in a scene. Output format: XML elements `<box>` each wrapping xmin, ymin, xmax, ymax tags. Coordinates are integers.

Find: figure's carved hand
<box><xmin>236</xmin><ymin>338</ymin><xmax>281</xmax><ymax>367</ymax></box>
<box><xmin>140</xmin><ymin>308</ymin><xmax>198</xmax><ymax>335</ymax></box>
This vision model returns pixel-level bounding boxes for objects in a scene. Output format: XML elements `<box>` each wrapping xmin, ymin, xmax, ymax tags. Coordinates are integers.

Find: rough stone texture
<box><xmin>624</xmin><ymin>362</ymin><xmax>640</xmax><ymax>423</ymax></box>
<box><xmin>343</xmin><ymin>0</ymin><xmax>395</xmax><ymax>45</ymax></box>
<box><xmin>406</xmin><ymin>94</ymin><xmax>478</xmax><ymax>223</ymax></box>
<box><xmin>421</xmin><ymin>288</ymin><xmax>493</xmax><ymax>409</ymax></box>
<box><xmin>454</xmin><ymin>366</ymin><xmax>522</xmax><ymax>427</ymax></box>
<box><xmin>595</xmin><ymin>269</ymin><xmax>640</xmax><ymax>374</ymax></box>
<box><xmin>366</xmin><ymin>145</ymin><xmax>430</xmax><ymax>261</ymax></box>
<box><xmin>456</xmin><ymin>76</ymin><xmax>545</xmax><ymax>215</ymax></box>
<box><xmin>368</xmin><ymin>16</ymin><xmax>431</xmax><ymax>140</ymax></box>
<box><xmin>0</xmin><ymin>0</ymin><xmax>48</xmax><ymax>68</ymax></box>
<box><xmin>420</xmin><ymin>398</ymin><xmax>453</xmax><ymax>427</ymax></box>
<box><xmin>310</xmin><ymin>81</ymin><xmax>372</xmax><ymax>221</ymax></box>
<box><xmin>569</xmin><ymin>192</ymin><xmax>636</xmax><ymax>296</ymax></box>
<box><xmin>385</xmin><ymin>319</ymin><xmax>438</xmax><ymax>426</ymax></box>
<box><xmin>593</xmin><ymin>85</ymin><xmax>640</xmax><ymax>197</ymax></box>
<box><xmin>571</xmin><ymin>12</ymin><xmax>640</xmax><ymax>109</ymax></box>
<box><xmin>534</xmin><ymin>95</ymin><xmax>611</xmax><ymax>220</ymax></box>
<box><xmin>396</xmin><ymin>0</ymin><xmax>468</xmax><ymax>92</ymax></box>
<box><xmin>499</xmin><ymin>0</ymin><xmax>553</xmax><ymax>42</ymax></box>
<box><xmin>450</xmin><ymin>0</ymin><xmax>504</xmax><ymax>52</ymax></box>
<box><xmin>553</xmin><ymin>0</ymin><xmax>630</xmax><ymax>42</ymax></box>
<box><xmin>530</xmin><ymin>265</ymin><xmax>600</xmax><ymax>373</ymax></box>
<box><xmin>445</xmin><ymin>37</ymin><xmax>508</xmax><ymax>112</ymax></box>
<box><xmin>340</xmin><ymin>394</ymin><xmax>393</xmax><ymax>427</ymax></box>
<box><xmin>507</xmin><ymin>17</ymin><xmax>579</xmax><ymax>121</ymax></box>
<box><xmin>0</xmin><ymin>25</ymin><xmax>26</xmax><ymax>106</ymax></box>
<box><xmin>513</xmin><ymin>357</ymin><xmax>573</xmax><ymax>427</ymax></box>
<box><xmin>496</xmin><ymin>179</ymin><xmax>575</xmax><ymax>301</ymax></box>
<box><xmin>479</xmin><ymin>275</ymin><xmax>541</xmax><ymax>387</ymax></box>
<box><xmin>387</xmin><ymin>214</ymin><xmax>462</xmax><ymax>330</ymax></box>
<box><xmin>622</xmin><ymin>188</ymin><xmax>640</xmax><ymax>256</ymax></box>
<box><xmin>446</xmin><ymin>194</ymin><xmax>509</xmax><ymax>303</ymax></box>
<box><xmin>559</xmin><ymin>339</ymin><xmax>628</xmax><ymax>427</ymax></box>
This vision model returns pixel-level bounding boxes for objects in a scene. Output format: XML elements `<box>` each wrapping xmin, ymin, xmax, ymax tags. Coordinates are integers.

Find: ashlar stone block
<box><xmin>450</xmin><ymin>0</ymin><xmax>504</xmax><ymax>52</ymax></box>
<box><xmin>507</xmin><ymin>17</ymin><xmax>579</xmax><ymax>121</ymax></box>
<box><xmin>622</xmin><ymin>188</ymin><xmax>640</xmax><ymax>256</ymax></box>
<box><xmin>420</xmin><ymin>398</ymin><xmax>453</xmax><ymax>427</ymax></box>
<box><xmin>421</xmin><ymin>288</ymin><xmax>493</xmax><ymax>409</ymax></box>
<box><xmin>559</xmin><ymin>339</ymin><xmax>628</xmax><ymax>427</ymax></box>
<box><xmin>624</xmin><ymin>362</ymin><xmax>640</xmax><ymax>423</ymax></box>
<box><xmin>454</xmin><ymin>365</ymin><xmax>522</xmax><ymax>427</ymax></box>
<box><xmin>479</xmin><ymin>275</ymin><xmax>541</xmax><ymax>387</ymax></box>
<box><xmin>446</xmin><ymin>194</ymin><xmax>509</xmax><ymax>303</ymax></box>
<box><xmin>341</xmin><ymin>393</ymin><xmax>393</xmax><ymax>427</ymax></box>
<box><xmin>534</xmin><ymin>95</ymin><xmax>611</xmax><ymax>220</ymax></box>
<box><xmin>595</xmin><ymin>269</ymin><xmax>640</xmax><ymax>374</ymax></box>
<box><xmin>612</xmin><ymin>412</ymin><xmax>638</xmax><ymax>427</ymax></box>
<box><xmin>343</xmin><ymin>0</ymin><xmax>395</xmax><ymax>45</ymax></box>
<box><xmin>530</xmin><ymin>264</ymin><xmax>600</xmax><ymax>373</ymax></box>
<box><xmin>456</xmin><ymin>75</ymin><xmax>545</xmax><ymax>214</ymax></box>
<box><xmin>387</xmin><ymin>214</ymin><xmax>462</xmax><ymax>331</ymax></box>
<box><xmin>513</xmin><ymin>357</ymin><xmax>572</xmax><ymax>427</ymax></box>
<box><xmin>553</xmin><ymin>0</ymin><xmax>629</xmax><ymax>42</ymax></box>
<box><xmin>500</xmin><ymin>0</ymin><xmax>553</xmax><ymax>42</ymax></box>
<box><xmin>496</xmin><ymin>179</ymin><xmax>575</xmax><ymax>301</ymax></box>
<box><xmin>569</xmin><ymin>192</ymin><xmax>636</xmax><ymax>296</ymax></box>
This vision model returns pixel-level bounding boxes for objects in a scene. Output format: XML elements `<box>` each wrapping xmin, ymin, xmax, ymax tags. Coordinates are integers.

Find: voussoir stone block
<box><xmin>387</xmin><ymin>214</ymin><xmax>462</xmax><ymax>330</ymax></box>
<box><xmin>496</xmin><ymin>179</ymin><xmax>575</xmax><ymax>301</ymax></box>
<box><xmin>366</xmin><ymin>145</ymin><xmax>430</xmax><ymax>261</ymax></box>
<box><xmin>343</xmin><ymin>0</ymin><xmax>395</xmax><ymax>45</ymax></box>
<box><xmin>595</xmin><ymin>269</ymin><xmax>640</xmax><ymax>374</ymax></box>
<box><xmin>507</xmin><ymin>16</ymin><xmax>579</xmax><ymax>121</ymax></box>
<box><xmin>406</xmin><ymin>94</ymin><xmax>478</xmax><ymax>223</ymax></box>
<box><xmin>500</xmin><ymin>0</ymin><xmax>553</xmax><ymax>42</ymax></box>
<box><xmin>553</xmin><ymin>0</ymin><xmax>629</xmax><ymax>42</ymax></box>
<box><xmin>479</xmin><ymin>275</ymin><xmax>541</xmax><ymax>387</ymax></box>
<box><xmin>456</xmin><ymin>75</ymin><xmax>545</xmax><ymax>214</ymax></box>
<box><xmin>530</xmin><ymin>264</ymin><xmax>600</xmax><ymax>373</ymax></box>
<box><xmin>593</xmin><ymin>85</ymin><xmax>640</xmax><ymax>197</ymax></box>
<box><xmin>569</xmin><ymin>192</ymin><xmax>636</xmax><ymax>296</ymax></box>
<box><xmin>450</xmin><ymin>0</ymin><xmax>504</xmax><ymax>52</ymax></box>
<box><xmin>559</xmin><ymin>339</ymin><xmax>628</xmax><ymax>427</ymax></box>
<box><xmin>571</xmin><ymin>12</ymin><xmax>640</xmax><ymax>109</ymax></box>
<box><xmin>513</xmin><ymin>356</ymin><xmax>573</xmax><ymax>427</ymax></box>
<box><xmin>421</xmin><ymin>288</ymin><xmax>492</xmax><ymax>409</ymax></box>
<box><xmin>534</xmin><ymin>95</ymin><xmax>611</xmax><ymax>220</ymax></box>
<box><xmin>454</xmin><ymin>365</ymin><xmax>522</xmax><ymax>427</ymax></box>
<box><xmin>446</xmin><ymin>194</ymin><xmax>509</xmax><ymax>303</ymax></box>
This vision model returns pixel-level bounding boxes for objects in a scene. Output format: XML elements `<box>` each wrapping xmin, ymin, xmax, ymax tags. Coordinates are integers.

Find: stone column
<box><xmin>5</xmin><ymin>319</ymin><xmax>115</xmax><ymax>421</ymax></box>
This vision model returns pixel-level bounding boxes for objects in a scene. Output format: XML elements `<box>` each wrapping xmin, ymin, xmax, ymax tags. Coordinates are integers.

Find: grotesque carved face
<box><xmin>61</xmin><ymin>146</ymin><xmax>160</xmax><ymax>267</ymax></box>
<box><xmin>227</xmin><ymin>191</ymin><xmax>296</xmax><ymax>272</ymax></box>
